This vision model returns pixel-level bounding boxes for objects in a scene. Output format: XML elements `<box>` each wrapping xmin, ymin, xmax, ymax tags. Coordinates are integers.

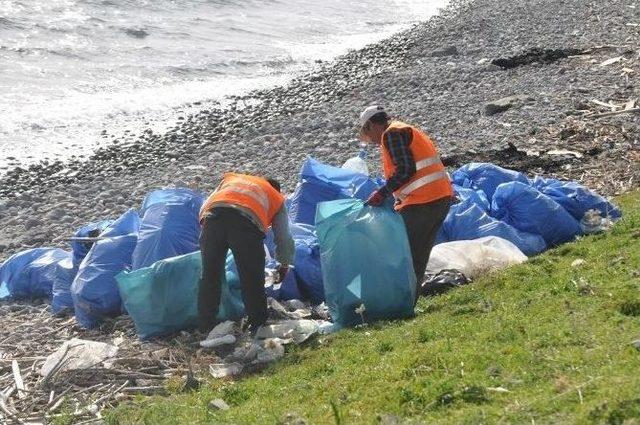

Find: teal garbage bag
<box><xmin>117</xmin><ymin>251</ymin><xmax>245</xmax><ymax>340</ymax></box>
<box><xmin>316</xmin><ymin>199</ymin><xmax>416</xmax><ymax>328</ymax></box>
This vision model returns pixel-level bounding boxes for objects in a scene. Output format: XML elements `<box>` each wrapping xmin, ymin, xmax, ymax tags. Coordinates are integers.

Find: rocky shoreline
<box><xmin>0</xmin><ymin>0</ymin><xmax>638</xmax><ymax>260</ymax></box>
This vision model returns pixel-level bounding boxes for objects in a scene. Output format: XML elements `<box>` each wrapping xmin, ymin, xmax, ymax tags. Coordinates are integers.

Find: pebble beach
<box><xmin>0</xmin><ymin>0</ymin><xmax>638</xmax><ymax>260</ymax></box>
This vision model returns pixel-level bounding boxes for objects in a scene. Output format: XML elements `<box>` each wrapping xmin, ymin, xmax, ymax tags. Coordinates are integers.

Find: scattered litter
<box><xmin>632</xmin><ymin>340</ymin><xmax>640</xmax><ymax>351</ymax></box>
<box><xmin>580</xmin><ymin>209</ymin><xmax>614</xmax><ymax>234</ymax></box>
<box><xmin>571</xmin><ymin>259</ymin><xmax>586</xmax><ymax>268</ymax></box>
<box><xmin>422</xmin><ymin>269</ymin><xmax>470</xmax><ymax>296</ymax></box>
<box><xmin>209</xmin><ymin>362</ymin><xmax>243</xmax><ymax>378</ymax></box>
<box><xmin>200</xmin><ymin>334</ymin><xmax>236</xmax><ymax>349</ymax></box>
<box><xmin>256</xmin><ymin>320</ymin><xmax>319</xmax><ymax>343</ymax></box>
<box><xmin>40</xmin><ymin>338</ymin><xmax>119</xmax><ymax>378</ymax></box>
<box><xmin>486</xmin><ymin>387</ymin><xmax>510</xmax><ymax>393</ymax></box>
<box><xmin>600</xmin><ymin>56</ymin><xmax>623</xmax><ymax>66</ymax></box>
<box><xmin>254</xmin><ymin>339</ymin><xmax>285</xmax><ymax>364</ymax></box>
<box><xmin>207</xmin><ymin>321</ymin><xmax>236</xmax><ymax>340</ymax></box>
<box><xmin>208</xmin><ymin>398</ymin><xmax>230</xmax><ymax>411</ymax></box>
<box><xmin>547</xmin><ymin>149</ymin><xmax>583</xmax><ymax>158</ymax></box>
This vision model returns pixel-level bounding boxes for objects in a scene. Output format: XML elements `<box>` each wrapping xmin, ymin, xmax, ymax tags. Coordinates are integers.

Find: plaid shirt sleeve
<box><xmin>379</xmin><ymin>129</ymin><xmax>416</xmax><ymax>197</ymax></box>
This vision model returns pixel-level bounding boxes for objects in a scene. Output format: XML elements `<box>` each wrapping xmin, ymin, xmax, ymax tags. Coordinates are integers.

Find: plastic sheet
<box><xmin>0</xmin><ymin>248</ymin><xmax>74</xmax><ymax>301</ymax></box>
<box><xmin>439</xmin><ymin>198</ymin><xmax>547</xmax><ymax>256</ymax></box>
<box><xmin>452</xmin><ymin>162</ymin><xmax>530</xmax><ymax>200</ymax></box>
<box><xmin>288</xmin><ymin>157</ymin><xmax>382</xmax><ymax>225</ymax></box>
<box><xmin>71</xmin><ymin>209</ymin><xmax>140</xmax><ymax>329</ymax></box>
<box><xmin>491</xmin><ymin>182</ymin><xmax>582</xmax><ymax>246</ymax></box>
<box><xmin>316</xmin><ymin>199</ymin><xmax>416</xmax><ymax>328</ymax></box>
<box><xmin>132</xmin><ymin>188</ymin><xmax>204</xmax><ymax>270</ymax></box>
<box><xmin>427</xmin><ymin>236</ymin><xmax>527</xmax><ymax>279</ymax></box>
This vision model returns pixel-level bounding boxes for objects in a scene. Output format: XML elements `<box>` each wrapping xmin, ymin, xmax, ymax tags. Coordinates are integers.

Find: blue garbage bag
<box><xmin>452</xmin><ymin>163</ymin><xmax>530</xmax><ymax>200</ymax></box>
<box><xmin>491</xmin><ymin>182</ymin><xmax>582</xmax><ymax>246</ymax></box>
<box><xmin>316</xmin><ymin>199</ymin><xmax>416</xmax><ymax>328</ymax></box>
<box><xmin>117</xmin><ymin>251</ymin><xmax>244</xmax><ymax>340</ymax></box>
<box><xmin>49</xmin><ymin>220</ymin><xmax>115</xmax><ymax>315</ymax></box>
<box><xmin>265</xmin><ymin>223</ymin><xmax>324</xmax><ymax>303</ymax></box>
<box><xmin>71</xmin><ymin>209</ymin><xmax>140</xmax><ymax>329</ymax></box>
<box><xmin>264</xmin><ymin>264</ymin><xmax>302</xmax><ymax>301</ymax></box>
<box><xmin>531</xmin><ymin>176</ymin><xmax>622</xmax><ymax>220</ymax></box>
<box><xmin>0</xmin><ymin>248</ymin><xmax>74</xmax><ymax>300</ymax></box>
<box><xmin>439</xmin><ymin>197</ymin><xmax>547</xmax><ymax>256</ymax></box>
<box><xmin>71</xmin><ymin>220</ymin><xmax>114</xmax><ymax>269</ymax></box>
<box><xmin>132</xmin><ymin>188</ymin><xmax>205</xmax><ymax>270</ymax></box>
<box><xmin>453</xmin><ymin>184</ymin><xmax>490</xmax><ymax>211</ymax></box>
<box><xmin>288</xmin><ymin>157</ymin><xmax>383</xmax><ymax>225</ymax></box>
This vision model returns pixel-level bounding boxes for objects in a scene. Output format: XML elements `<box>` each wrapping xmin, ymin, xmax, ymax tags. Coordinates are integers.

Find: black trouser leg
<box><xmin>400</xmin><ymin>197</ymin><xmax>451</xmax><ymax>296</ymax></box>
<box><xmin>227</xmin><ymin>212</ymin><xmax>267</xmax><ymax>328</ymax></box>
<box><xmin>198</xmin><ymin>214</ymin><xmax>229</xmax><ymax>333</ymax></box>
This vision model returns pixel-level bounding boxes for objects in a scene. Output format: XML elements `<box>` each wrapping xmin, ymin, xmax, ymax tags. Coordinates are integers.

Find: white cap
<box><xmin>359</xmin><ymin>105</ymin><xmax>386</xmax><ymax>128</ymax></box>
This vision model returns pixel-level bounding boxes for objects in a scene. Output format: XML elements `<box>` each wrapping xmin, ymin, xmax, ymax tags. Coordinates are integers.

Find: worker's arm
<box><xmin>271</xmin><ymin>204</ymin><xmax>295</xmax><ymax>266</ymax></box>
<box><xmin>379</xmin><ymin>128</ymin><xmax>416</xmax><ymax>198</ymax></box>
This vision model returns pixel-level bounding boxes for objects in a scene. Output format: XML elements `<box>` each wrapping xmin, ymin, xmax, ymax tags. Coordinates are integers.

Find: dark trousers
<box><xmin>400</xmin><ymin>197</ymin><xmax>451</xmax><ymax>293</ymax></box>
<box><xmin>198</xmin><ymin>208</ymin><xmax>266</xmax><ymax>332</ymax></box>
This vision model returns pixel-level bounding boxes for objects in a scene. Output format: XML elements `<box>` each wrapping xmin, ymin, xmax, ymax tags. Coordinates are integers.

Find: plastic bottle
<box><xmin>341</xmin><ymin>148</ymin><xmax>369</xmax><ymax>175</ymax></box>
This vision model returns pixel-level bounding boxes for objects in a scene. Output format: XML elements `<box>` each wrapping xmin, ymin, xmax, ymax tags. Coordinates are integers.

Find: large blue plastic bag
<box><xmin>452</xmin><ymin>163</ymin><xmax>530</xmax><ymax>200</ymax></box>
<box><xmin>453</xmin><ymin>184</ymin><xmax>490</xmax><ymax>211</ymax></box>
<box><xmin>265</xmin><ymin>223</ymin><xmax>324</xmax><ymax>303</ymax></box>
<box><xmin>132</xmin><ymin>188</ymin><xmax>205</xmax><ymax>270</ymax></box>
<box><xmin>288</xmin><ymin>158</ymin><xmax>382</xmax><ymax>225</ymax></box>
<box><xmin>531</xmin><ymin>176</ymin><xmax>622</xmax><ymax>220</ymax></box>
<box><xmin>0</xmin><ymin>248</ymin><xmax>74</xmax><ymax>300</ymax></box>
<box><xmin>316</xmin><ymin>199</ymin><xmax>416</xmax><ymax>328</ymax></box>
<box><xmin>71</xmin><ymin>220</ymin><xmax>114</xmax><ymax>269</ymax></box>
<box><xmin>439</xmin><ymin>198</ymin><xmax>547</xmax><ymax>256</ymax></box>
<box><xmin>71</xmin><ymin>209</ymin><xmax>140</xmax><ymax>329</ymax></box>
<box><xmin>491</xmin><ymin>182</ymin><xmax>582</xmax><ymax>246</ymax></box>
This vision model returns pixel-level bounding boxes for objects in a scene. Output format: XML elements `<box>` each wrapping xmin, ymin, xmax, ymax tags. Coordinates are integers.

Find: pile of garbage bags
<box><xmin>0</xmin><ymin>157</ymin><xmax>621</xmax><ymax>338</ymax></box>
<box><xmin>440</xmin><ymin>163</ymin><xmax>621</xmax><ymax>254</ymax></box>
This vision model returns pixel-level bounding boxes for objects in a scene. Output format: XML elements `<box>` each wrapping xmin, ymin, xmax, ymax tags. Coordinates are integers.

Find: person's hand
<box><xmin>365</xmin><ymin>190</ymin><xmax>385</xmax><ymax>207</ymax></box>
<box><xmin>275</xmin><ymin>264</ymin><xmax>289</xmax><ymax>283</ymax></box>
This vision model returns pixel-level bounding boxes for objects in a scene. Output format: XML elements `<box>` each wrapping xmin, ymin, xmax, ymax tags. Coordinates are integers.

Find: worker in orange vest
<box><xmin>199</xmin><ymin>173</ymin><xmax>294</xmax><ymax>334</ymax></box>
<box><xmin>358</xmin><ymin>105</ymin><xmax>453</xmax><ymax>293</ymax></box>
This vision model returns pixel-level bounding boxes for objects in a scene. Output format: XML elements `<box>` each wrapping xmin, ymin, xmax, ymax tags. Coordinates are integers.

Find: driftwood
<box><xmin>0</xmin><ymin>302</ymin><xmax>221</xmax><ymax>424</ymax></box>
<box><xmin>589</xmin><ymin>107</ymin><xmax>640</xmax><ymax>119</ymax></box>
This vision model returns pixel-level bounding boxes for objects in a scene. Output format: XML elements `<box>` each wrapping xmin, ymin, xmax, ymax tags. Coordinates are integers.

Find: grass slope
<box><xmin>107</xmin><ymin>191</ymin><xmax>640</xmax><ymax>425</ymax></box>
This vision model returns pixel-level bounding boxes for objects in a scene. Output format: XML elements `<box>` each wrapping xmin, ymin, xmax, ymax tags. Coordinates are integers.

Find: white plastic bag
<box><xmin>341</xmin><ymin>149</ymin><xmax>369</xmax><ymax>175</ymax></box>
<box><xmin>427</xmin><ymin>236</ymin><xmax>527</xmax><ymax>279</ymax></box>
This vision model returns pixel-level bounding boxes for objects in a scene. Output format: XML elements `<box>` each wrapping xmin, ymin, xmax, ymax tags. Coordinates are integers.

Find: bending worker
<box><xmin>359</xmin><ymin>105</ymin><xmax>453</xmax><ymax>291</ymax></box>
<box><xmin>198</xmin><ymin>173</ymin><xmax>294</xmax><ymax>334</ymax></box>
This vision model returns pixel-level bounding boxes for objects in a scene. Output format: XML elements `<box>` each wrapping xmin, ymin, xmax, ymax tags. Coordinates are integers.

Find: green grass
<box><xmin>106</xmin><ymin>191</ymin><xmax>640</xmax><ymax>425</ymax></box>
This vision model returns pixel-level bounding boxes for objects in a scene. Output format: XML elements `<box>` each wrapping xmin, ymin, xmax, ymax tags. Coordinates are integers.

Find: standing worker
<box><xmin>358</xmin><ymin>105</ymin><xmax>453</xmax><ymax>293</ymax></box>
<box><xmin>198</xmin><ymin>173</ymin><xmax>294</xmax><ymax>334</ymax></box>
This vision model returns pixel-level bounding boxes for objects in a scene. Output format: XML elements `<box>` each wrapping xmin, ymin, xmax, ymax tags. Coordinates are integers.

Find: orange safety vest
<box><xmin>381</xmin><ymin>121</ymin><xmax>453</xmax><ymax>210</ymax></box>
<box><xmin>200</xmin><ymin>173</ymin><xmax>285</xmax><ymax>230</ymax></box>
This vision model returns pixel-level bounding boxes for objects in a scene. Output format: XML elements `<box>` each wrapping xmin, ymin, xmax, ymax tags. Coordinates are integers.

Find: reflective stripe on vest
<box><xmin>217</xmin><ymin>181</ymin><xmax>270</xmax><ymax>212</ymax></box>
<box><xmin>415</xmin><ymin>155</ymin><xmax>441</xmax><ymax>171</ymax></box>
<box><xmin>397</xmin><ymin>169</ymin><xmax>449</xmax><ymax>200</ymax></box>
